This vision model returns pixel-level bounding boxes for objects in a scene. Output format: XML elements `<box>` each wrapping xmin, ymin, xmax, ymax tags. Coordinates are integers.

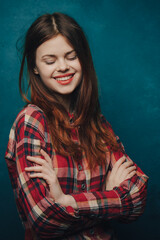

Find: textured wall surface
<box><xmin>1</xmin><ymin>0</ymin><xmax>160</xmax><ymax>239</ymax></box>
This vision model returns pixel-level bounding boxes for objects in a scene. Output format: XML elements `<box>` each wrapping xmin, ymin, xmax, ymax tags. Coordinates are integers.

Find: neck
<box><xmin>55</xmin><ymin>93</ymin><xmax>72</xmax><ymax>113</ymax></box>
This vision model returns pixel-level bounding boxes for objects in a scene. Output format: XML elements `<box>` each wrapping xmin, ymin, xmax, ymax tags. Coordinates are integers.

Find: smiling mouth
<box><xmin>53</xmin><ymin>73</ymin><xmax>75</xmax><ymax>85</ymax></box>
<box><xmin>54</xmin><ymin>73</ymin><xmax>75</xmax><ymax>81</ymax></box>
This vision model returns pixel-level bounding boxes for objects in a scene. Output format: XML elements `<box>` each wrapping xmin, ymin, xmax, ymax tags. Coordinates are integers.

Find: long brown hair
<box><xmin>19</xmin><ymin>12</ymin><xmax>121</xmax><ymax>168</ymax></box>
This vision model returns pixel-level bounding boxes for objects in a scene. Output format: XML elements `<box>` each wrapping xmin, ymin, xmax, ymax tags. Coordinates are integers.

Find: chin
<box><xmin>60</xmin><ymin>90</ymin><xmax>74</xmax><ymax>95</ymax></box>
<box><xmin>59</xmin><ymin>87</ymin><xmax>77</xmax><ymax>95</ymax></box>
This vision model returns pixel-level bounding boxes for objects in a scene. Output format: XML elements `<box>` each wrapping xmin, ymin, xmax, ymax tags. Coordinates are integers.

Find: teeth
<box><xmin>55</xmin><ymin>75</ymin><xmax>73</xmax><ymax>81</ymax></box>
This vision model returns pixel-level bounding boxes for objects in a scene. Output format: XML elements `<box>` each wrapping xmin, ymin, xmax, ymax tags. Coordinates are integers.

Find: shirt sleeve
<box><xmin>70</xmin><ymin>117</ymin><xmax>149</xmax><ymax>222</ymax></box>
<box><xmin>5</xmin><ymin>107</ymin><xmax>80</xmax><ymax>239</ymax></box>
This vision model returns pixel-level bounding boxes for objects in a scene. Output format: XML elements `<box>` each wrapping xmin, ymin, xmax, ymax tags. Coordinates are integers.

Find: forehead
<box><xmin>36</xmin><ymin>34</ymin><xmax>73</xmax><ymax>57</ymax></box>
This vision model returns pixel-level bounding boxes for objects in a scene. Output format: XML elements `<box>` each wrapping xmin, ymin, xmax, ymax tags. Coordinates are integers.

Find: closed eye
<box><xmin>45</xmin><ymin>61</ymin><xmax>55</xmax><ymax>65</ymax></box>
<box><xmin>67</xmin><ymin>55</ymin><xmax>78</xmax><ymax>61</ymax></box>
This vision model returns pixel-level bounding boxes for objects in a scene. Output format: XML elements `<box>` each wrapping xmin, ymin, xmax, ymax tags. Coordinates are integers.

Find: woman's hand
<box><xmin>105</xmin><ymin>156</ymin><xmax>136</xmax><ymax>191</ymax></box>
<box><xmin>25</xmin><ymin>149</ymin><xmax>66</xmax><ymax>205</ymax></box>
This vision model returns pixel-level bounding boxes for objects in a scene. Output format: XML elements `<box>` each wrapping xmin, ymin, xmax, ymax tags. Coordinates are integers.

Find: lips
<box><xmin>53</xmin><ymin>73</ymin><xmax>75</xmax><ymax>85</ymax></box>
<box><xmin>54</xmin><ymin>73</ymin><xmax>75</xmax><ymax>80</ymax></box>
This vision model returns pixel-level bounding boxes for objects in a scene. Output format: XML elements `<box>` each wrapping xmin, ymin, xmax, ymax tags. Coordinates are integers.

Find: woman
<box><xmin>5</xmin><ymin>12</ymin><xmax>148</xmax><ymax>240</ymax></box>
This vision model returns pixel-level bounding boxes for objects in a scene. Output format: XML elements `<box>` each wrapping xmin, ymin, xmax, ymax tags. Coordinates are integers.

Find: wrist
<box><xmin>54</xmin><ymin>193</ymin><xmax>77</xmax><ymax>209</ymax></box>
<box><xmin>64</xmin><ymin>194</ymin><xmax>78</xmax><ymax>209</ymax></box>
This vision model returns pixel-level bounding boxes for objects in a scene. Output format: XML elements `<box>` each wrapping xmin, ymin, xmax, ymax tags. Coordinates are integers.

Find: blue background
<box><xmin>1</xmin><ymin>0</ymin><xmax>160</xmax><ymax>239</ymax></box>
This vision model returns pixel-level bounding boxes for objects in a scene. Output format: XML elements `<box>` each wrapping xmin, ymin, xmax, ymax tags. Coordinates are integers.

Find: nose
<box><xmin>57</xmin><ymin>59</ymin><xmax>69</xmax><ymax>72</ymax></box>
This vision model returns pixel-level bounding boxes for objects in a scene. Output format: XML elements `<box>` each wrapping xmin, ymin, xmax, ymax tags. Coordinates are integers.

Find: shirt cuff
<box><xmin>70</xmin><ymin>190</ymin><xmax>122</xmax><ymax>218</ymax></box>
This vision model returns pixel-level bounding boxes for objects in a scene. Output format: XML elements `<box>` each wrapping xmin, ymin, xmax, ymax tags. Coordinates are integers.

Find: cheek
<box><xmin>78</xmin><ymin>66</ymin><xmax>82</xmax><ymax>74</ymax></box>
<box><xmin>71</xmin><ymin>59</ymin><xmax>82</xmax><ymax>72</ymax></box>
<box><xmin>38</xmin><ymin>66</ymin><xmax>53</xmax><ymax>78</ymax></box>
<box><xmin>75</xmin><ymin>63</ymin><xmax>82</xmax><ymax>75</ymax></box>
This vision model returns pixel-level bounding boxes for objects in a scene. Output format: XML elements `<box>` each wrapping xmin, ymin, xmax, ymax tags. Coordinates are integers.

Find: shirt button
<box><xmin>81</xmin><ymin>183</ymin><xmax>86</xmax><ymax>190</ymax></box>
<box><xmin>78</xmin><ymin>164</ymin><xmax>82</xmax><ymax>171</ymax></box>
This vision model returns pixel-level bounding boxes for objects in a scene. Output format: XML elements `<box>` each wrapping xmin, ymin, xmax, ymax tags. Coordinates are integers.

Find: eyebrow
<box><xmin>41</xmin><ymin>50</ymin><xmax>76</xmax><ymax>59</ymax></box>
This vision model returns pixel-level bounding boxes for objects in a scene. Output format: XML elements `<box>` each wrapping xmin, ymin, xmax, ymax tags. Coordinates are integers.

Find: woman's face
<box><xmin>34</xmin><ymin>34</ymin><xmax>82</xmax><ymax>95</ymax></box>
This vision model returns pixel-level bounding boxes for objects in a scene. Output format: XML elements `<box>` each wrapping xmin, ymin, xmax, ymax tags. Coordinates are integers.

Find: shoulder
<box><xmin>14</xmin><ymin>104</ymin><xmax>46</xmax><ymax>126</ymax></box>
<box><xmin>5</xmin><ymin>105</ymin><xmax>48</xmax><ymax>159</ymax></box>
<box><xmin>12</xmin><ymin>104</ymin><xmax>48</xmax><ymax>140</ymax></box>
<box><xmin>16</xmin><ymin>104</ymin><xmax>45</xmax><ymax>121</ymax></box>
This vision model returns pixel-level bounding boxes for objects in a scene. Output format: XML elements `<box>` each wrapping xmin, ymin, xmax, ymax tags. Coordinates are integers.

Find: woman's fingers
<box><xmin>121</xmin><ymin>160</ymin><xmax>134</xmax><ymax>168</ymax></box>
<box><xmin>26</xmin><ymin>155</ymin><xmax>54</xmax><ymax>174</ymax></box>
<box><xmin>112</xmin><ymin>156</ymin><xmax>126</xmax><ymax>174</ymax></box>
<box><xmin>27</xmin><ymin>149</ymin><xmax>52</xmax><ymax>164</ymax></box>
<box><xmin>28</xmin><ymin>172</ymin><xmax>45</xmax><ymax>179</ymax></box>
<box><xmin>106</xmin><ymin>155</ymin><xmax>137</xmax><ymax>190</ymax></box>
<box><xmin>26</xmin><ymin>155</ymin><xmax>45</xmax><ymax>165</ymax></box>
<box><xmin>126</xmin><ymin>165</ymin><xmax>136</xmax><ymax>174</ymax></box>
<box><xmin>127</xmin><ymin>170</ymin><xmax>136</xmax><ymax>179</ymax></box>
<box><xmin>112</xmin><ymin>156</ymin><xmax>133</xmax><ymax>175</ymax></box>
<box><xmin>26</xmin><ymin>150</ymin><xmax>54</xmax><ymax>178</ymax></box>
<box><xmin>120</xmin><ymin>165</ymin><xmax>136</xmax><ymax>180</ymax></box>
<box><xmin>117</xmin><ymin>160</ymin><xmax>134</xmax><ymax>176</ymax></box>
<box><xmin>25</xmin><ymin>165</ymin><xmax>52</xmax><ymax>178</ymax></box>
<box><xmin>25</xmin><ymin>166</ymin><xmax>42</xmax><ymax>172</ymax></box>
<box><xmin>29</xmin><ymin>172</ymin><xmax>44</xmax><ymax>179</ymax></box>
<box><xmin>40</xmin><ymin>149</ymin><xmax>52</xmax><ymax>163</ymax></box>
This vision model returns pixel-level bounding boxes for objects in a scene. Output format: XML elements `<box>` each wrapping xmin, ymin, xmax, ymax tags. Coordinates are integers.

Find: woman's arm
<box><xmin>25</xmin><ymin>149</ymin><xmax>78</xmax><ymax>209</ymax></box>
<box><xmin>5</xmin><ymin>106</ymin><xmax>81</xmax><ymax>239</ymax></box>
<box><xmin>25</xmin><ymin>151</ymin><xmax>137</xmax><ymax>214</ymax></box>
<box><xmin>69</xmin><ymin>118</ymin><xmax>149</xmax><ymax>222</ymax></box>
<box><xmin>29</xmin><ymin>146</ymin><xmax>148</xmax><ymax>223</ymax></box>
<box><xmin>69</xmin><ymin>151</ymin><xmax>148</xmax><ymax>221</ymax></box>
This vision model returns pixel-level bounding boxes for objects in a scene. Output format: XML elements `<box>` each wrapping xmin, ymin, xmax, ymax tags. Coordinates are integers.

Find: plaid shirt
<box><xmin>5</xmin><ymin>104</ymin><xmax>148</xmax><ymax>240</ymax></box>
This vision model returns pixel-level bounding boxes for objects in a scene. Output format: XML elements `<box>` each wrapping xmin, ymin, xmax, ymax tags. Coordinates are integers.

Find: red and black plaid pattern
<box><xmin>5</xmin><ymin>104</ymin><xmax>148</xmax><ymax>240</ymax></box>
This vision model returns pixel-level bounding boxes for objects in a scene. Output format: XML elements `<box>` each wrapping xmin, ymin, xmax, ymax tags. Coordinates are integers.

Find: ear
<box><xmin>33</xmin><ymin>67</ymin><xmax>39</xmax><ymax>75</ymax></box>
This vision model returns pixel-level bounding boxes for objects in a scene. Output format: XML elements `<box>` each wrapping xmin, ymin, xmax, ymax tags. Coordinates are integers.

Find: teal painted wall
<box><xmin>1</xmin><ymin>0</ymin><xmax>159</xmax><ymax>239</ymax></box>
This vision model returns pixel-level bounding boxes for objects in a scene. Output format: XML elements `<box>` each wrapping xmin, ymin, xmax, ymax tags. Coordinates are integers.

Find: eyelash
<box><xmin>68</xmin><ymin>55</ymin><xmax>78</xmax><ymax>60</ymax></box>
<box><xmin>45</xmin><ymin>55</ymin><xmax>78</xmax><ymax>65</ymax></box>
<box><xmin>46</xmin><ymin>62</ymin><xmax>55</xmax><ymax>65</ymax></box>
